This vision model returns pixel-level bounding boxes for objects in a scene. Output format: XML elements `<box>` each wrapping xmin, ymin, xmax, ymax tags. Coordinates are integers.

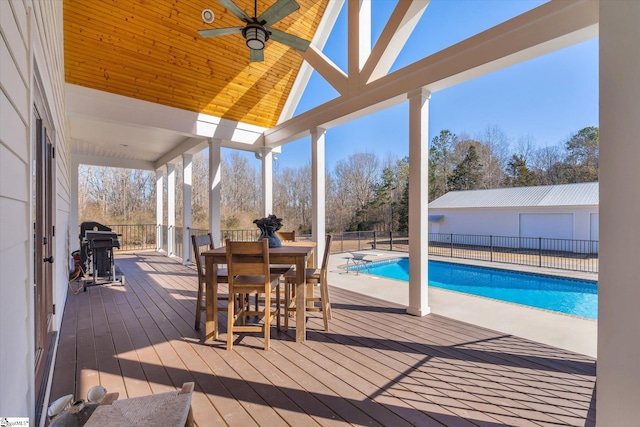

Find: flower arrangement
<box><xmin>253</xmin><ymin>214</ymin><xmax>283</xmax><ymax>247</ymax></box>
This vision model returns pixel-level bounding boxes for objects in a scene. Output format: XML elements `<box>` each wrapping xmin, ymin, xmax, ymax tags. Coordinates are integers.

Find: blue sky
<box><xmin>245</xmin><ymin>0</ymin><xmax>598</xmax><ymax>171</ymax></box>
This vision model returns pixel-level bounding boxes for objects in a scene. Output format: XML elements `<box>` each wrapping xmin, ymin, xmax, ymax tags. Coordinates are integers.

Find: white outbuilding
<box><xmin>428</xmin><ymin>182</ymin><xmax>599</xmax><ymax>246</ymax></box>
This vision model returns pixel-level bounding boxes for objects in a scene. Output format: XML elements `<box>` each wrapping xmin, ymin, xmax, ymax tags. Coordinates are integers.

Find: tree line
<box><xmin>429</xmin><ymin>125</ymin><xmax>598</xmax><ymax>200</ymax></box>
<box><xmin>78</xmin><ymin>125</ymin><xmax>598</xmax><ymax>234</ymax></box>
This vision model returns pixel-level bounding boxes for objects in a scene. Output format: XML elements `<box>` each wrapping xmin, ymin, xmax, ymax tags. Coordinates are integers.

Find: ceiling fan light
<box><xmin>244</xmin><ymin>26</ymin><xmax>267</xmax><ymax>50</ymax></box>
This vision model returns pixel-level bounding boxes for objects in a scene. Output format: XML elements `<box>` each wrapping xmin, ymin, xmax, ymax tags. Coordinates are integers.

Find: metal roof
<box><xmin>428</xmin><ymin>182</ymin><xmax>599</xmax><ymax>209</ymax></box>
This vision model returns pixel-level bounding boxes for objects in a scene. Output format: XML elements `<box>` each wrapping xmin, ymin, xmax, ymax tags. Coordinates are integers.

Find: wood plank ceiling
<box><xmin>63</xmin><ymin>0</ymin><xmax>328</xmax><ymax>128</ymax></box>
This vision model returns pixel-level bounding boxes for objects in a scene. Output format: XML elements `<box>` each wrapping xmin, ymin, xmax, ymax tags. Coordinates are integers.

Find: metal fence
<box><xmin>95</xmin><ymin>224</ymin><xmax>156</xmax><ymax>251</ymax></box>
<box><xmin>97</xmin><ymin>225</ymin><xmax>598</xmax><ymax>273</ymax></box>
<box><xmin>428</xmin><ymin>233</ymin><xmax>598</xmax><ymax>273</ymax></box>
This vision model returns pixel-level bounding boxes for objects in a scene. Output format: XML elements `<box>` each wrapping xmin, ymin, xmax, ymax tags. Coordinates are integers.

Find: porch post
<box><xmin>598</xmin><ymin>2</ymin><xmax>640</xmax><ymax>424</ymax></box>
<box><xmin>406</xmin><ymin>88</ymin><xmax>431</xmax><ymax>317</ymax></box>
<box><xmin>167</xmin><ymin>162</ymin><xmax>176</xmax><ymax>257</ymax></box>
<box><xmin>261</xmin><ymin>149</ymin><xmax>274</xmax><ymax>217</ymax></box>
<box><xmin>182</xmin><ymin>153</ymin><xmax>193</xmax><ymax>264</ymax></box>
<box><xmin>311</xmin><ymin>127</ymin><xmax>326</xmax><ymax>267</ymax></box>
<box><xmin>156</xmin><ymin>169</ymin><xmax>164</xmax><ymax>252</ymax></box>
<box><xmin>70</xmin><ymin>156</ymin><xmax>80</xmax><ymax>251</ymax></box>
<box><xmin>208</xmin><ymin>139</ymin><xmax>222</xmax><ymax>247</ymax></box>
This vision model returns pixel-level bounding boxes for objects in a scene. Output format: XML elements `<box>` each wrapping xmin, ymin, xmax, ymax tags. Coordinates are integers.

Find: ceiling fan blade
<box><xmin>258</xmin><ymin>0</ymin><xmax>300</xmax><ymax>25</ymax></box>
<box><xmin>218</xmin><ymin>0</ymin><xmax>251</xmax><ymax>23</ymax></box>
<box><xmin>250</xmin><ymin>49</ymin><xmax>264</xmax><ymax>62</ymax></box>
<box><xmin>268</xmin><ymin>28</ymin><xmax>310</xmax><ymax>52</ymax></box>
<box><xmin>198</xmin><ymin>27</ymin><xmax>244</xmax><ymax>38</ymax></box>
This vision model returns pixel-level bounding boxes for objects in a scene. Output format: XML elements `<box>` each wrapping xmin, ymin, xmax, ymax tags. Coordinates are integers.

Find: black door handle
<box><xmin>43</xmin><ymin>256</ymin><xmax>54</xmax><ymax>263</ymax></box>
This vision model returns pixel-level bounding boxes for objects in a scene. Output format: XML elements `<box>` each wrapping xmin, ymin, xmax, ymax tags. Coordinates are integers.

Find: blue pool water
<box><xmin>356</xmin><ymin>258</ymin><xmax>598</xmax><ymax>319</ymax></box>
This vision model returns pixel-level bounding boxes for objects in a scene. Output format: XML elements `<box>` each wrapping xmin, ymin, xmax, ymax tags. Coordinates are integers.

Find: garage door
<box><xmin>519</xmin><ymin>213</ymin><xmax>573</xmax><ymax>250</ymax></box>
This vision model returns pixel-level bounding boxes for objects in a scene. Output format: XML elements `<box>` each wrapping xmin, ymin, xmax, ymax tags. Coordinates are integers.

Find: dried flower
<box><xmin>253</xmin><ymin>214</ymin><xmax>283</xmax><ymax>232</ymax></box>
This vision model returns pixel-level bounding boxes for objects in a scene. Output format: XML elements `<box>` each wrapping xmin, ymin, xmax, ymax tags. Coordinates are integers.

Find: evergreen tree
<box><xmin>429</xmin><ymin>129</ymin><xmax>456</xmax><ymax>200</ymax></box>
<box><xmin>397</xmin><ymin>177</ymin><xmax>409</xmax><ymax>232</ymax></box>
<box><xmin>447</xmin><ymin>144</ymin><xmax>482</xmax><ymax>191</ymax></box>
<box><xmin>504</xmin><ymin>154</ymin><xmax>535</xmax><ymax>187</ymax></box>
<box><xmin>564</xmin><ymin>126</ymin><xmax>599</xmax><ymax>182</ymax></box>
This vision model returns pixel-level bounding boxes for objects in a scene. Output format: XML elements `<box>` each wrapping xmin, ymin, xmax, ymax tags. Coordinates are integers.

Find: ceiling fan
<box><xmin>198</xmin><ymin>0</ymin><xmax>311</xmax><ymax>62</ymax></box>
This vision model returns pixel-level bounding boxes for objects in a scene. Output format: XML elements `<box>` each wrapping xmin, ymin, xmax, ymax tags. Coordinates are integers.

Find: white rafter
<box><xmin>299</xmin><ymin>45</ymin><xmax>349</xmax><ymax>95</ymax></box>
<box><xmin>264</xmin><ymin>0</ymin><xmax>598</xmax><ymax>147</ymax></box>
<box><xmin>361</xmin><ymin>0</ymin><xmax>430</xmax><ymax>84</ymax></box>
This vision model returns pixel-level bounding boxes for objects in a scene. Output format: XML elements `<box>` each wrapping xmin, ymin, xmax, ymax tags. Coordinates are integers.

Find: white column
<box><xmin>406</xmin><ymin>88</ymin><xmax>431</xmax><ymax>317</ymax></box>
<box><xmin>167</xmin><ymin>163</ymin><xmax>176</xmax><ymax>256</ymax></box>
<box><xmin>208</xmin><ymin>139</ymin><xmax>222</xmax><ymax>247</ymax></box>
<box><xmin>598</xmin><ymin>2</ymin><xmax>640</xmax><ymax>424</ymax></box>
<box><xmin>182</xmin><ymin>153</ymin><xmax>193</xmax><ymax>264</ymax></box>
<box><xmin>261</xmin><ymin>150</ymin><xmax>273</xmax><ymax>217</ymax></box>
<box><xmin>311</xmin><ymin>127</ymin><xmax>326</xmax><ymax>268</ymax></box>
<box><xmin>156</xmin><ymin>169</ymin><xmax>164</xmax><ymax>252</ymax></box>
<box><xmin>70</xmin><ymin>156</ymin><xmax>80</xmax><ymax>250</ymax></box>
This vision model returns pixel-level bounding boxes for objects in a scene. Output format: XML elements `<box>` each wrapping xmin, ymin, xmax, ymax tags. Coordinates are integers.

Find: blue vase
<box><xmin>259</xmin><ymin>229</ymin><xmax>281</xmax><ymax>248</ymax></box>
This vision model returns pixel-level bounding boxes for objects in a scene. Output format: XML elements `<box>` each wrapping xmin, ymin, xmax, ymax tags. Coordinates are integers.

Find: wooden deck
<box><xmin>49</xmin><ymin>252</ymin><xmax>596</xmax><ymax>426</ymax></box>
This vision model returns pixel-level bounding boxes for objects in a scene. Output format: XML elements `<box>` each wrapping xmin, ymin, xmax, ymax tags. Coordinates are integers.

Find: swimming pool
<box><xmin>351</xmin><ymin>258</ymin><xmax>598</xmax><ymax>319</ymax></box>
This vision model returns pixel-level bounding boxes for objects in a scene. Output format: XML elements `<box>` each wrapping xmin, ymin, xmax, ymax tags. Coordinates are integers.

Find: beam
<box><xmin>154</xmin><ymin>137</ymin><xmax>207</xmax><ymax>169</ymax></box>
<box><xmin>279</xmin><ymin>0</ymin><xmax>344</xmax><ymax>123</ymax></box>
<box><xmin>361</xmin><ymin>0</ymin><xmax>429</xmax><ymax>84</ymax></box>
<box><xmin>264</xmin><ymin>0</ymin><xmax>598</xmax><ymax>147</ymax></box>
<box><xmin>299</xmin><ymin>45</ymin><xmax>349</xmax><ymax>95</ymax></box>
<box><xmin>74</xmin><ymin>154</ymin><xmax>155</xmax><ymax>171</ymax></box>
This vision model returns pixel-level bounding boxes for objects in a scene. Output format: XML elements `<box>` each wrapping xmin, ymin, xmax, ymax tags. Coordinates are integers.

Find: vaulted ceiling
<box><xmin>63</xmin><ymin>0</ymin><xmax>329</xmax><ymax>129</ymax></box>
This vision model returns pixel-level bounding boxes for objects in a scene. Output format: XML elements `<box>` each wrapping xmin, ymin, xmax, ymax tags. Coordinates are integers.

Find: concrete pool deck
<box><xmin>326</xmin><ymin>250</ymin><xmax>598</xmax><ymax>358</ymax></box>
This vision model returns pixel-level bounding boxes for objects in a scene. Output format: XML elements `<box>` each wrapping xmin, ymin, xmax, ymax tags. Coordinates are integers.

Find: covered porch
<box><xmin>50</xmin><ymin>252</ymin><xmax>596</xmax><ymax>426</ymax></box>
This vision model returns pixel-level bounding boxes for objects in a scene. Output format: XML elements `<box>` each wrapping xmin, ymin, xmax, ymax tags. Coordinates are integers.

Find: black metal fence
<box><xmin>97</xmin><ymin>225</ymin><xmax>598</xmax><ymax>273</ymax></box>
<box><xmin>428</xmin><ymin>233</ymin><xmax>598</xmax><ymax>273</ymax></box>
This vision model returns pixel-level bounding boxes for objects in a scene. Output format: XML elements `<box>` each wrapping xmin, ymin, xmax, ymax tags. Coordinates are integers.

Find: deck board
<box><xmin>49</xmin><ymin>252</ymin><xmax>596</xmax><ymax>426</ymax></box>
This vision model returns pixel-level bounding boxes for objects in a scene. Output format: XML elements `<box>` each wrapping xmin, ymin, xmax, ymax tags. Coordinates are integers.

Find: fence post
<box><xmin>450</xmin><ymin>233</ymin><xmax>453</xmax><ymax>258</ymax></box>
<box><xmin>341</xmin><ymin>231</ymin><xmax>344</xmax><ymax>252</ymax></box>
<box><xmin>373</xmin><ymin>230</ymin><xmax>377</xmax><ymax>249</ymax></box>
<box><xmin>538</xmin><ymin>237</ymin><xmax>542</xmax><ymax>267</ymax></box>
<box><xmin>389</xmin><ymin>231</ymin><xmax>393</xmax><ymax>251</ymax></box>
<box><xmin>490</xmin><ymin>235</ymin><xmax>493</xmax><ymax>262</ymax></box>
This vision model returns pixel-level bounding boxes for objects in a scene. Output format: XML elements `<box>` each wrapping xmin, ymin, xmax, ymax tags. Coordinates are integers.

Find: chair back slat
<box><xmin>320</xmin><ymin>234</ymin><xmax>333</xmax><ymax>284</ymax></box>
<box><xmin>191</xmin><ymin>233</ymin><xmax>214</xmax><ymax>276</ymax></box>
<box><xmin>276</xmin><ymin>230</ymin><xmax>296</xmax><ymax>242</ymax></box>
<box><xmin>226</xmin><ymin>239</ymin><xmax>270</xmax><ymax>278</ymax></box>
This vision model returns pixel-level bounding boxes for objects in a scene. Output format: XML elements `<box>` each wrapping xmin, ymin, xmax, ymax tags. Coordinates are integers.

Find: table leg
<box><xmin>204</xmin><ymin>256</ymin><xmax>217</xmax><ymax>341</ymax></box>
<box><xmin>295</xmin><ymin>256</ymin><xmax>306</xmax><ymax>342</ymax></box>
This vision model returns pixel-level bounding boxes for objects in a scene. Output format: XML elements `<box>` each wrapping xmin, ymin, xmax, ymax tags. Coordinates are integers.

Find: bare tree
<box><xmin>333</xmin><ymin>152</ymin><xmax>380</xmax><ymax>230</ymax></box>
<box><xmin>530</xmin><ymin>144</ymin><xmax>566</xmax><ymax>185</ymax></box>
<box><xmin>221</xmin><ymin>151</ymin><xmax>260</xmax><ymax>228</ymax></box>
<box><xmin>477</xmin><ymin>125</ymin><xmax>510</xmax><ymax>188</ymax></box>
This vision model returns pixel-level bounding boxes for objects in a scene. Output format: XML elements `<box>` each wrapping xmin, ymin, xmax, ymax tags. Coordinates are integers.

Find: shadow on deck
<box><xmin>49</xmin><ymin>252</ymin><xmax>596</xmax><ymax>426</ymax></box>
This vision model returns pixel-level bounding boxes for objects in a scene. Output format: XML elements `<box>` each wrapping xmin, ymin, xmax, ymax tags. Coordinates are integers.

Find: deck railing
<box><xmin>93</xmin><ymin>225</ymin><xmax>598</xmax><ymax>273</ymax></box>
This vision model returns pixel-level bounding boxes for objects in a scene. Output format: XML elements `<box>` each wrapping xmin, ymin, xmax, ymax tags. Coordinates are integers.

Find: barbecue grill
<box><xmin>79</xmin><ymin>221</ymin><xmax>124</xmax><ymax>290</ymax></box>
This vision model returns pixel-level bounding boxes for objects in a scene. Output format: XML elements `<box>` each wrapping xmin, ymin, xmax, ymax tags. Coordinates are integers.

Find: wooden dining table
<box><xmin>202</xmin><ymin>242</ymin><xmax>315</xmax><ymax>343</ymax></box>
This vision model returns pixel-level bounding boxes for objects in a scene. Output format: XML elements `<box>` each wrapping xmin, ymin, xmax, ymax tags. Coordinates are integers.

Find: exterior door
<box><xmin>33</xmin><ymin>108</ymin><xmax>55</xmax><ymax>398</ymax></box>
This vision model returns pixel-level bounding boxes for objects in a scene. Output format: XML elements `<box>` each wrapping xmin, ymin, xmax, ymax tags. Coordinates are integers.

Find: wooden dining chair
<box><xmin>275</xmin><ymin>230</ymin><xmax>296</xmax><ymax>242</ymax></box>
<box><xmin>191</xmin><ymin>233</ymin><xmax>229</xmax><ymax>331</ymax></box>
<box><xmin>270</xmin><ymin>230</ymin><xmax>297</xmax><ymax>278</ymax></box>
<box><xmin>225</xmin><ymin>239</ymin><xmax>281</xmax><ymax>350</ymax></box>
<box><xmin>283</xmin><ymin>234</ymin><xmax>333</xmax><ymax>332</ymax></box>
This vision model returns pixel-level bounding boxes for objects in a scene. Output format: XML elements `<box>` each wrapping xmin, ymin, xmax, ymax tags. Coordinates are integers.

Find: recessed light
<box><xmin>202</xmin><ymin>9</ymin><xmax>215</xmax><ymax>24</ymax></box>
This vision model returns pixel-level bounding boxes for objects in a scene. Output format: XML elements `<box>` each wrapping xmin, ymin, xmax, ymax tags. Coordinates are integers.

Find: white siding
<box><xmin>590</xmin><ymin>213</ymin><xmax>599</xmax><ymax>241</ymax></box>
<box><xmin>0</xmin><ymin>0</ymin><xmax>31</xmax><ymax>418</ymax></box>
<box><xmin>0</xmin><ymin>0</ymin><xmax>68</xmax><ymax>421</ymax></box>
<box><xmin>430</xmin><ymin>207</ymin><xmax>598</xmax><ymax>243</ymax></box>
